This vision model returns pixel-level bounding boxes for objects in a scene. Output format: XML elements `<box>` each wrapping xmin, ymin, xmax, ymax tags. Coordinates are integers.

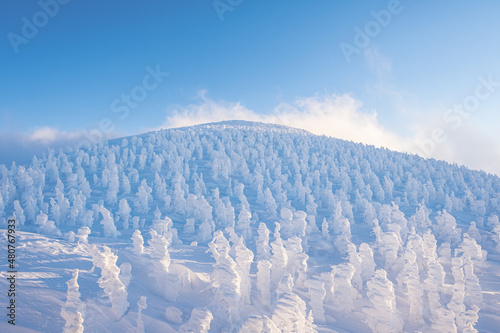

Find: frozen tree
<box><xmin>121</xmin><ymin>174</ymin><xmax>131</xmax><ymax>195</ymax></box>
<box><xmin>256</xmin><ymin>260</ymin><xmax>272</xmax><ymax>309</ymax></box>
<box><xmin>198</xmin><ymin>220</ymin><xmax>213</xmax><ymax>243</ymax></box>
<box><xmin>346</xmin><ymin>242</ymin><xmax>363</xmax><ymax>291</ymax></box>
<box><xmin>208</xmin><ymin>231</ymin><xmax>241</xmax><ymax>325</ymax></box>
<box><xmin>65</xmin><ymin>231</ymin><xmax>77</xmax><ymax>243</ymax></box>
<box><xmin>264</xmin><ymin>188</ymin><xmax>278</xmax><ymax>219</ymax></box>
<box><xmin>134</xmin><ymin>179</ymin><xmax>152</xmax><ymax>214</ymax></box>
<box><xmin>80</xmin><ymin>210</ymin><xmax>94</xmax><ymax>228</ymax></box>
<box><xmin>374</xmin><ymin>221</ymin><xmax>402</xmax><ymax>271</ymax></box>
<box><xmin>434</xmin><ymin>210</ymin><xmax>462</xmax><ymax>244</ymax></box>
<box><xmin>304</xmin><ymin>276</ymin><xmax>326</xmax><ymax>324</ymax></box>
<box><xmin>396</xmin><ymin>248</ymin><xmax>423</xmax><ymax>324</ymax></box>
<box><xmin>276</xmin><ymin>273</ymin><xmax>294</xmax><ymax>297</ymax></box>
<box><xmin>455</xmin><ymin>233</ymin><xmax>487</xmax><ymax>274</ymax></box>
<box><xmin>438</xmin><ymin>242</ymin><xmax>452</xmax><ymax>269</ymax></box>
<box><xmin>90</xmin><ymin>245</ymin><xmax>129</xmax><ymax>319</ymax></box>
<box><xmin>105</xmin><ymin>166</ymin><xmax>119</xmax><ymax>206</ymax></box>
<box><xmin>147</xmin><ymin>230</ymin><xmax>178</xmax><ymax>302</ymax></box>
<box><xmin>363</xmin><ymin>269</ymin><xmax>403</xmax><ymax>333</ymax></box>
<box><xmin>424</xmin><ymin>259</ymin><xmax>447</xmax><ymax>301</ymax></box>
<box><xmin>292</xmin><ymin>210</ymin><xmax>308</xmax><ymax>248</ymax></box>
<box><xmin>320</xmin><ymin>267</ymin><xmax>335</xmax><ymax>304</ymax></box>
<box><xmin>236</xmin><ymin>207</ymin><xmax>253</xmax><ymax>241</ymax></box>
<box><xmin>467</xmin><ymin>222</ymin><xmax>481</xmax><ymax>243</ymax></box>
<box><xmin>131</xmin><ymin>230</ymin><xmax>144</xmax><ymax>254</ymax></box>
<box><xmin>332</xmin><ymin>263</ymin><xmax>358</xmax><ymax>312</ymax></box>
<box><xmin>272</xmin><ymin>291</ymin><xmax>316</xmax><ymax>333</ymax></box>
<box><xmin>270</xmin><ymin>223</ymin><xmax>288</xmax><ymax>290</ymax></box>
<box><xmin>431</xmin><ymin>308</ymin><xmax>458</xmax><ymax>332</ymax></box>
<box><xmin>239</xmin><ymin>315</ymin><xmax>279</xmax><ymax>333</ymax></box>
<box><xmin>285</xmin><ymin>236</ymin><xmax>308</xmax><ymax>288</ymax></box>
<box><xmin>463</xmin><ymin>256</ymin><xmax>483</xmax><ymax>308</ymax></box>
<box><xmin>234</xmin><ymin>237</ymin><xmax>254</xmax><ymax>307</ymax></box>
<box><xmin>99</xmin><ymin>206</ymin><xmax>121</xmax><ymax>238</ymax></box>
<box><xmin>256</xmin><ymin>222</ymin><xmax>271</xmax><ymax>260</ymax></box>
<box><xmin>119</xmin><ymin>263</ymin><xmax>132</xmax><ymax>288</ymax></box>
<box><xmin>131</xmin><ymin>216</ymin><xmax>140</xmax><ymax>230</ymax></box>
<box><xmin>172</xmin><ymin>183</ymin><xmax>187</xmax><ymax>215</ymax></box>
<box><xmin>165</xmin><ymin>307</ymin><xmax>183</xmax><ymax>324</ymax></box>
<box><xmin>462</xmin><ymin>305</ymin><xmax>480</xmax><ymax>333</ymax></box>
<box><xmin>321</xmin><ymin>218</ymin><xmax>331</xmax><ymax>241</ymax></box>
<box><xmin>447</xmin><ymin>256</ymin><xmax>476</xmax><ymax>332</ymax></box>
<box><xmin>117</xmin><ymin>199</ymin><xmax>131</xmax><ymax>230</ymax></box>
<box><xmin>409</xmin><ymin>203</ymin><xmax>432</xmax><ymax>231</ymax></box>
<box><xmin>60</xmin><ymin>270</ymin><xmax>85</xmax><ymax>333</ymax></box>
<box><xmin>333</xmin><ymin>217</ymin><xmax>352</xmax><ymax>255</ymax></box>
<box><xmin>35</xmin><ymin>211</ymin><xmax>62</xmax><ymax>236</ymax></box>
<box><xmin>179</xmin><ymin>308</ymin><xmax>213</xmax><ymax>333</ymax></box>
<box><xmin>13</xmin><ymin>200</ymin><xmax>25</xmax><ymax>227</ymax></box>
<box><xmin>359</xmin><ymin>243</ymin><xmax>376</xmax><ymax>282</ymax></box>
<box><xmin>279</xmin><ymin>207</ymin><xmax>294</xmax><ymax>239</ymax></box>
<box><xmin>76</xmin><ymin>226</ymin><xmax>91</xmax><ymax>244</ymax></box>
<box><xmin>136</xmin><ymin>296</ymin><xmax>147</xmax><ymax>333</ymax></box>
<box><xmin>184</xmin><ymin>217</ymin><xmax>195</xmax><ymax>235</ymax></box>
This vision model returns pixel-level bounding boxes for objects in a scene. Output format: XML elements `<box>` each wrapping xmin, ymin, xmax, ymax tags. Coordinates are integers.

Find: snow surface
<box><xmin>1</xmin><ymin>120</ymin><xmax>500</xmax><ymax>332</ymax></box>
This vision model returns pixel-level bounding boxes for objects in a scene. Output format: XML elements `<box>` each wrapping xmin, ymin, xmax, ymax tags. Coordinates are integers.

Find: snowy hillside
<box><xmin>1</xmin><ymin>120</ymin><xmax>500</xmax><ymax>332</ymax></box>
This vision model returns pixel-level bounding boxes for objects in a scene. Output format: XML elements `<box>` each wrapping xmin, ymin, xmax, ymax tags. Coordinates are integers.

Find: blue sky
<box><xmin>1</xmin><ymin>0</ymin><xmax>500</xmax><ymax>174</ymax></box>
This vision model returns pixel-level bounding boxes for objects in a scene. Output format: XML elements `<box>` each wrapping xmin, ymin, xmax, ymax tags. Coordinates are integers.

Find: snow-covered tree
<box><xmin>147</xmin><ymin>230</ymin><xmax>178</xmax><ymax>302</ymax></box>
<box><xmin>131</xmin><ymin>230</ymin><xmax>144</xmax><ymax>254</ymax></box>
<box><xmin>257</xmin><ymin>260</ymin><xmax>272</xmax><ymax>309</ymax></box>
<box><xmin>35</xmin><ymin>211</ymin><xmax>62</xmax><ymax>236</ymax></box>
<box><xmin>264</xmin><ymin>187</ymin><xmax>278</xmax><ymax>219</ymax></box>
<box><xmin>397</xmin><ymin>248</ymin><xmax>423</xmax><ymax>324</ymax></box>
<box><xmin>332</xmin><ymin>263</ymin><xmax>358</xmax><ymax>312</ymax></box>
<box><xmin>304</xmin><ymin>276</ymin><xmax>326</xmax><ymax>324</ymax></box>
<box><xmin>239</xmin><ymin>315</ymin><xmax>279</xmax><ymax>333</ymax></box>
<box><xmin>90</xmin><ymin>245</ymin><xmax>129</xmax><ymax>319</ymax></box>
<box><xmin>234</xmin><ymin>237</ymin><xmax>254</xmax><ymax>307</ymax></box>
<box><xmin>272</xmin><ymin>291</ymin><xmax>316</xmax><ymax>332</ymax></box>
<box><xmin>134</xmin><ymin>179</ymin><xmax>152</xmax><ymax>214</ymax></box>
<box><xmin>256</xmin><ymin>222</ymin><xmax>271</xmax><ymax>260</ymax></box>
<box><xmin>208</xmin><ymin>231</ymin><xmax>241</xmax><ymax>325</ymax></box>
<box><xmin>270</xmin><ymin>223</ymin><xmax>288</xmax><ymax>290</ymax></box>
<box><xmin>346</xmin><ymin>242</ymin><xmax>362</xmax><ymax>291</ymax></box>
<box><xmin>60</xmin><ymin>269</ymin><xmax>85</xmax><ymax>333</ymax></box>
<box><xmin>236</xmin><ymin>207</ymin><xmax>252</xmax><ymax>241</ymax></box>
<box><xmin>76</xmin><ymin>226</ymin><xmax>91</xmax><ymax>244</ymax></box>
<box><xmin>434</xmin><ymin>210</ymin><xmax>462</xmax><ymax>244</ymax></box>
<box><xmin>179</xmin><ymin>308</ymin><xmax>213</xmax><ymax>333</ymax></box>
<box><xmin>13</xmin><ymin>200</ymin><xmax>25</xmax><ymax>227</ymax></box>
<box><xmin>117</xmin><ymin>199</ymin><xmax>131</xmax><ymax>230</ymax></box>
<box><xmin>363</xmin><ymin>269</ymin><xmax>403</xmax><ymax>333</ymax></box>
<box><xmin>136</xmin><ymin>296</ymin><xmax>147</xmax><ymax>333</ymax></box>
<box><xmin>99</xmin><ymin>205</ymin><xmax>120</xmax><ymax>238</ymax></box>
<box><xmin>359</xmin><ymin>243</ymin><xmax>376</xmax><ymax>282</ymax></box>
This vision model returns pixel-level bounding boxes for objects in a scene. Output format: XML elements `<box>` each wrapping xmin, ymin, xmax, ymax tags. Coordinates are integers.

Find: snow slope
<box><xmin>1</xmin><ymin>120</ymin><xmax>499</xmax><ymax>332</ymax></box>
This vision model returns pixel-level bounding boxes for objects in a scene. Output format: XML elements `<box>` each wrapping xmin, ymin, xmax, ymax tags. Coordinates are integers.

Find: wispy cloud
<box><xmin>0</xmin><ymin>126</ymin><xmax>119</xmax><ymax>165</ymax></box>
<box><xmin>157</xmin><ymin>91</ymin><xmax>500</xmax><ymax>176</ymax></box>
<box><xmin>159</xmin><ymin>92</ymin><xmax>409</xmax><ymax>151</ymax></box>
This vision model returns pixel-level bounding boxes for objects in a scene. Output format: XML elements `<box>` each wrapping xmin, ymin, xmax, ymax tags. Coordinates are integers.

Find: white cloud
<box><xmin>159</xmin><ymin>92</ymin><xmax>500</xmax><ymax>176</ymax></box>
<box><xmin>28</xmin><ymin>127</ymin><xmax>82</xmax><ymax>144</ymax></box>
<box><xmin>161</xmin><ymin>93</ymin><xmax>408</xmax><ymax>152</ymax></box>
<box><xmin>0</xmin><ymin>126</ymin><xmax>119</xmax><ymax>165</ymax></box>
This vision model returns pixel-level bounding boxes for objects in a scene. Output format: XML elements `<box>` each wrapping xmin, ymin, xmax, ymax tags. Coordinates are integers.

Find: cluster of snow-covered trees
<box><xmin>1</xmin><ymin>120</ymin><xmax>499</xmax><ymax>332</ymax></box>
